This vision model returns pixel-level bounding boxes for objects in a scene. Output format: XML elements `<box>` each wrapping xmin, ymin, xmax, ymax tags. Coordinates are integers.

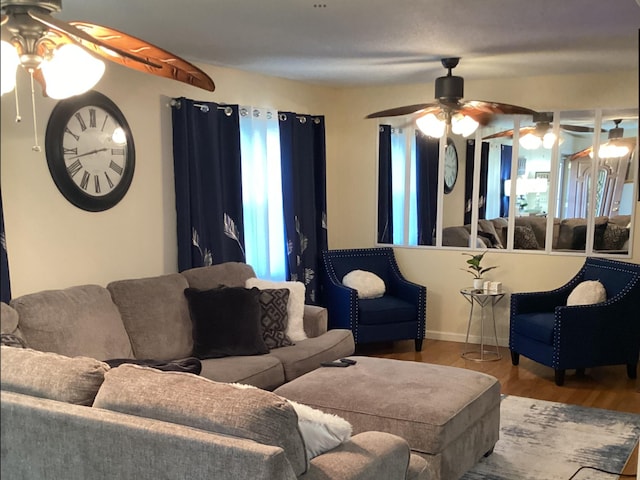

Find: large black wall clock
<box><xmin>45</xmin><ymin>90</ymin><xmax>135</xmax><ymax>212</ymax></box>
<box><xmin>444</xmin><ymin>137</ymin><xmax>458</xmax><ymax>194</ymax></box>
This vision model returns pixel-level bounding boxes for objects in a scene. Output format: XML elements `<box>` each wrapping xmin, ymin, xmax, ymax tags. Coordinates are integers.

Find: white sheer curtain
<box><xmin>239</xmin><ymin>106</ymin><xmax>287</xmax><ymax>280</ymax></box>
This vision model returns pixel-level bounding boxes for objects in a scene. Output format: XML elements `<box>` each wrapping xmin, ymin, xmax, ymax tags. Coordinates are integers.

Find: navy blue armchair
<box><xmin>510</xmin><ymin>257</ymin><xmax>640</xmax><ymax>386</ymax></box>
<box><xmin>321</xmin><ymin>248</ymin><xmax>426</xmax><ymax>351</ymax></box>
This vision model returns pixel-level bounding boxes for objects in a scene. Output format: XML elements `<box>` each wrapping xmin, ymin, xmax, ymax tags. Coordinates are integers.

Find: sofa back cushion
<box><xmin>10</xmin><ymin>285</ymin><xmax>133</xmax><ymax>360</ymax></box>
<box><xmin>1</xmin><ymin>302</ymin><xmax>27</xmax><ymax>347</ymax></box>
<box><xmin>181</xmin><ymin>262</ymin><xmax>257</xmax><ymax>289</ymax></box>
<box><xmin>93</xmin><ymin>364</ymin><xmax>307</xmax><ymax>476</ymax></box>
<box><xmin>107</xmin><ymin>274</ymin><xmax>192</xmax><ymax>361</ymax></box>
<box><xmin>1</xmin><ymin>346</ymin><xmax>109</xmax><ymax>405</ymax></box>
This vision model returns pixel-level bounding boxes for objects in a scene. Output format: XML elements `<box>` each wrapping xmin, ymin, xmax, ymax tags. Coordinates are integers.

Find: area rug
<box><xmin>461</xmin><ymin>395</ymin><xmax>640</xmax><ymax>480</ymax></box>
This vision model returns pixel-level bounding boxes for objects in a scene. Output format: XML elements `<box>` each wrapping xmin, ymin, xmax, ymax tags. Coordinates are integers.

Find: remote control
<box><xmin>339</xmin><ymin>358</ymin><xmax>357</xmax><ymax>365</ymax></box>
<box><xmin>320</xmin><ymin>361</ymin><xmax>350</xmax><ymax>367</ymax></box>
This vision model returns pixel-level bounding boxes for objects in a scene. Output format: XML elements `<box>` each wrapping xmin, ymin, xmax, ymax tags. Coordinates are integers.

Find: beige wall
<box><xmin>1</xmin><ymin>63</ymin><xmax>637</xmax><ymax>345</ymax></box>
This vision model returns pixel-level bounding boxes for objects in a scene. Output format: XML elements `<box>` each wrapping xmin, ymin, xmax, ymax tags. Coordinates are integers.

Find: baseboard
<box><xmin>426</xmin><ymin>330</ymin><xmax>509</xmax><ymax>348</ymax></box>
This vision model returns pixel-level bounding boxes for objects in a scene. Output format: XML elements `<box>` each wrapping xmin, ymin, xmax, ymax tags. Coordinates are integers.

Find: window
<box><xmin>239</xmin><ymin>107</ymin><xmax>286</xmax><ymax>280</ymax></box>
<box><xmin>377</xmin><ymin>108</ymin><xmax>637</xmax><ymax>256</ymax></box>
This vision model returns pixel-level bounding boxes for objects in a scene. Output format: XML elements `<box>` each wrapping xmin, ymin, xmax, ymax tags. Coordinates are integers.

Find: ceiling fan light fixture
<box><xmin>41</xmin><ymin>44</ymin><xmax>105</xmax><ymax>99</ymax></box>
<box><xmin>416</xmin><ymin>112</ymin><xmax>446</xmax><ymax>138</ymax></box>
<box><xmin>542</xmin><ymin>131</ymin><xmax>561</xmax><ymax>149</ymax></box>
<box><xmin>451</xmin><ymin>113</ymin><xmax>479</xmax><ymax>137</ymax></box>
<box><xmin>595</xmin><ymin>143</ymin><xmax>630</xmax><ymax>159</ymax></box>
<box><xmin>1</xmin><ymin>40</ymin><xmax>20</xmax><ymax>96</ymax></box>
<box><xmin>519</xmin><ymin>132</ymin><xmax>542</xmax><ymax>150</ymax></box>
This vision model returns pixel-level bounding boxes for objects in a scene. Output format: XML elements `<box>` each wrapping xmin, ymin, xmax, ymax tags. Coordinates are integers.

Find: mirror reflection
<box><xmin>377</xmin><ymin>108</ymin><xmax>637</xmax><ymax>256</ymax></box>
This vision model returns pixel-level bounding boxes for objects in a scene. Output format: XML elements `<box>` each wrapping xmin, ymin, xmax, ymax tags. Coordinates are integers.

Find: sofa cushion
<box><xmin>199</xmin><ymin>355</ymin><xmax>285</xmax><ymax>389</ymax></box>
<box><xmin>358</xmin><ymin>296</ymin><xmax>416</xmax><ymax>325</ymax></box>
<box><xmin>10</xmin><ymin>285</ymin><xmax>133</xmax><ymax>360</ymax></box>
<box><xmin>1</xmin><ymin>302</ymin><xmax>26</xmax><ymax>347</ymax></box>
<box><xmin>259</xmin><ymin>289</ymin><xmax>294</xmax><ymax>349</ymax></box>
<box><xmin>513</xmin><ymin>224</ymin><xmax>540</xmax><ymax>250</ymax></box>
<box><xmin>598</xmin><ymin>223</ymin><xmax>630</xmax><ymax>250</ymax></box>
<box><xmin>512</xmin><ymin>312</ymin><xmax>555</xmax><ymax>345</ymax></box>
<box><xmin>93</xmin><ymin>364</ymin><xmax>308</xmax><ymax>476</ymax></box>
<box><xmin>246</xmin><ymin>278</ymin><xmax>307</xmax><ymax>342</ymax></box>
<box><xmin>478</xmin><ymin>219</ymin><xmax>504</xmax><ymax>248</ymax></box>
<box><xmin>0</xmin><ymin>346</ymin><xmax>109</xmax><ymax>405</ymax></box>
<box><xmin>107</xmin><ymin>273</ymin><xmax>192</xmax><ymax>361</ymax></box>
<box><xmin>184</xmin><ymin>286</ymin><xmax>269</xmax><ymax>359</ymax></box>
<box><xmin>181</xmin><ymin>262</ymin><xmax>257</xmax><ymax>289</ymax></box>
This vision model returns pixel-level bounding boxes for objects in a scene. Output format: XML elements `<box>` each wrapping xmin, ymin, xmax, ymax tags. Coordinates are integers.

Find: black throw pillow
<box><xmin>184</xmin><ymin>286</ymin><xmax>269</xmax><ymax>359</ymax></box>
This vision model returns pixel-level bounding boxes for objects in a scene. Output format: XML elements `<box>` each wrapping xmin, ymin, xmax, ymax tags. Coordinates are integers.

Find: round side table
<box><xmin>460</xmin><ymin>288</ymin><xmax>504</xmax><ymax>362</ymax></box>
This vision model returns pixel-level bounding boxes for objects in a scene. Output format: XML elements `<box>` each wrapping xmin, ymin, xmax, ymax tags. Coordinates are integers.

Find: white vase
<box><xmin>473</xmin><ymin>278</ymin><xmax>484</xmax><ymax>290</ymax></box>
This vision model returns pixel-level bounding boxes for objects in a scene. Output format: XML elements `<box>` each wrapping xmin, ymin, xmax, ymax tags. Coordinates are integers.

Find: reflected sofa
<box><xmin>442</xmin><ymin>214</ymin><xmax>630</xmax><ymax>251</ymax></box>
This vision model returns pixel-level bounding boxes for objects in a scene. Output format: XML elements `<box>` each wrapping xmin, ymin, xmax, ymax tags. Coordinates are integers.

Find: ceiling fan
<box><xmin>0</xmin><ymin>0</ymin><xmax>215</xmax><ymax>98</ymax></box>
<box><xmin>366</xmin><ymin>57</ymin><xmax>537</xmax><ymax>139</ymax></box>
<box><xmin>482</xmin><ymin>112</ymin><xmax>599</xmax><ymax>150</ymax></box>
<box><xmin>569</xmin><ymin>119</ymin><xmax>635</xmax><ymax>160</ymax></box>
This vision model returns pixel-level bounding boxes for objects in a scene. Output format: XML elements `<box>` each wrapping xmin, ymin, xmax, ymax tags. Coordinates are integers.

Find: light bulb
<box><xmin>416</xmin><ymin>113</ymin><xmax>445</xmax><ymax>138</ymax></box>
<box><xmin>451</xmin><ymin>114</ymin><xmax>479</xmax><ymax>137</ymax></box>
<box><xmin>1</xmin><ymin>41</ymin><xmax>20</xmax><ymax>96</ymax></box>
<box><xmin>41</xmin><ymin>44</ymin><xmax>105</xmax><ymax>99</ymax></box>
<box><xmin>519</xmin><ymin>132</ymin><xmax>542</xmax><ymax>150</ymax></box>
<box><xmin>542</xmin><ymin>132</ymin><xmax>557</xmax><ymax>149</ymax></box>
<box><xmin>597</xmin><ymin>143</ymin><xmax>630</xmax><ymax>159</ymax></box>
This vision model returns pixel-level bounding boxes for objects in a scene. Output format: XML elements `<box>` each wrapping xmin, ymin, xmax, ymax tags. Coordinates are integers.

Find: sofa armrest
<box><xmin>303</xmin><ymin>304</ymin><xmax>328</xmax><ymax>338</ymax></box>
<box><xmin>304</xmin><ymin>431</ymin><xmax>421</xmax><ymax>480</ymax></box>
<box><xmin>1</xmin><ymin>391</ymin><xmax>298</xmax><ymax>480</ymax></box>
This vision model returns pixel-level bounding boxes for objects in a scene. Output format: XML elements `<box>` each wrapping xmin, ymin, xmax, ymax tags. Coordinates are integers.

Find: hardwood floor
<box><xmin>356</xmin><ymin>339</ymin><xmax>640</xmax><ymax>478</ymax></box>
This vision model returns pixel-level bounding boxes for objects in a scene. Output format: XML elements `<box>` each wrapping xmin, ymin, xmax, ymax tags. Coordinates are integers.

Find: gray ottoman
<box><xmin>275</xmin><ymin>356</ymin><xmax>500</xmax><ymax>480</ymax></box>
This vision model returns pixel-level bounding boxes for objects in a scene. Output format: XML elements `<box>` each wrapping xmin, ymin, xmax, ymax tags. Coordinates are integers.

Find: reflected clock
<box><xmin>45</xmin><ymin>90</ymin><xmax>135</xmax><ymax>212</ymax></box>
<box><xmin>444</xmin><ymin>137</ymin><xmax>458</xmax><ymax>194</ymax></box>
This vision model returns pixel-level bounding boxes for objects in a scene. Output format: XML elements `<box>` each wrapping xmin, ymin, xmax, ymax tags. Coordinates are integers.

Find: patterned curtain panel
<box><xmin>464</xmin><ymin>140</ymin><xmax>490</xmax><ymax>224</ymax></box>
<box><xmin>377</xmin><ymin>125</ymin><xmax>393</xmax><ymax>243</ymax></box>
<box><xmin>415</xmin><ymin>131</ymin><xmax>439</xmax><ymax>245</ymax></box>
<box><xmin>172</xmin><ymin>98</ymin><xmax>245</xmax><ymax>271</ymax></box>
<box><xmin>278</xmin><ymin>112</ymin><xmax>328</xmax><ymax>305</ymax></box>
<box><xmin>500</xmin><ymin>144</ymin><xmax>513</xmax><ymax>217</ymax></box>
<box><xmin>0</xmin><ymin>191</ymin><xmax>11</xmax><ymax>303</ymax></box>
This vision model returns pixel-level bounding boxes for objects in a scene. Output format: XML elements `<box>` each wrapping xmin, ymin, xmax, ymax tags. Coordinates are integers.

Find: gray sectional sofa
<box><xmin>1</xmin><ymin>262</ymin><xmax>429</xmax><ymax>479</ymax></box>
<box><xmin>3</xmin><ymin>262</ymin><xmax>355</xmax><ymax>390</ymax></box>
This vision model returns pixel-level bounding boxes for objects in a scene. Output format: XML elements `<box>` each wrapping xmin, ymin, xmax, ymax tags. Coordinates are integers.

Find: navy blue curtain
<box><xmin>172</xmin><ymin>99</ymin><xmax>245</xmax><ymax>271</ymax></box>
<box><xmin>377</xmin><ymin>125</ymin><xmax>393</xmax><ymax>243</ymax></box>
<box><xmin>415</xmin><ymin>132</ymin><xmax>439</xmax><ymax>245</ymax></box>
<box><xmin>1</xmin><ymin>191</ymin><xmax>10</xmax><ymax>303</ymax></box>
<box><xmin>279</xmin><ymin>112</ymin><xmax>328</xmax><ymax>305</ymax></box>
<box><xmin>464</xmin><ymin>140</ymin><xmax>490</xmax><ymax>223</ymax></box>
<box><xmin>464</xmin><ymin>140</ymin><xmax>474</xmax><ymax>225</ymax></box>
<box><xmin>500</xmin><ymin>145</ymin><xmax>513</xmax><ymax>217</ymax></box>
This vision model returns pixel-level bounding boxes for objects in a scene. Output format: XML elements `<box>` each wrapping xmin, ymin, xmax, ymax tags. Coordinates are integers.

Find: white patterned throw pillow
<box><xmin>342</xmin><ymin>270</ymin><xmax>385</xmax><ymax>299</ymax></box>
<box><xmin>566</xmin><ymin>280</ymin><xmax>606</xmax><ymax>306</ymax></box>
<box><xmin>245</xmin><ymin>278</ymin><xmax>307</xmax><ymax>341</ymax></box>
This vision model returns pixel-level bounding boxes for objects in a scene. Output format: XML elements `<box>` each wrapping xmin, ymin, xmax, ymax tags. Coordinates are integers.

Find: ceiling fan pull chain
<box><xmin>28</xmin><ymin>71</ymin><xmax>41</xmax><ymax>152</ymax></box>
<box><xmin>13</xmin><ymin>82</ymin><xmax>22</xmax><ymax>124</ymax></box>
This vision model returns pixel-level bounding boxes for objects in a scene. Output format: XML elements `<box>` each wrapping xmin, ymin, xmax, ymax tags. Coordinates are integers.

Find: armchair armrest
<box><xmin>511</xmin><ymin>289</ymin><xmax>570</xmax><ymax>314</ymax></box>
<box><xmin>323</xmin><ymin>274</ymin><xmax>358</xmax><ymax>330</ymax></box>
<box><xmin>553</xmin><ymin>293</ymin><xmax>640</xmax><ymax>368</ymax></box>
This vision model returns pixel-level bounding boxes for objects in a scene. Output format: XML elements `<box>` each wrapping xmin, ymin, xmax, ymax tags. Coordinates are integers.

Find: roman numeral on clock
<box><xmin>89</xmin><ymin>109</ymin><xmax>97</xmax><ymax>129</ymax></box>
<box><xmin>67</xmin><ymin>159</ymin><xmax>83</xmax><ymax>178</ymax></box>
<box><xmin>65</xmin><ymin>127</ymin><xmax>80</xmax><ymax>141</ymax></box>
<box><xmin>63</xmin><ymin>147</ymin><xmax>78</xmax><ymax>155</ymax></box>
<box><xmin>80</xmin><ymin>171</ymin><xmax>90</xmax><ymax>190</ymax></box>
<box><xmin>94</xmin><ymin>175</ymin><xmax>101</xmax><ymax>194</ymax></box>
<box><xmin>104</xmin><ymin>171</ymin><xmax>115</xmax><ymax>189</ymax></box>
<box><xmin>75</xmin><ymin>112</ymin><xmax>87</xmax><ymax>132</ymax></box>
<box><xmin>109</xmin><ymin>160</ymin><xmax>124</xmax><ymax>176</ymax></box>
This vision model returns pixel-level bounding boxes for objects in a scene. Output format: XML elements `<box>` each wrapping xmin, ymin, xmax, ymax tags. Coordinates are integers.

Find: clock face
<box><xmin>45</xmin><ymin>91</ymin><xmax>135</xmax><ymax>212</ymax></box>
<box><xmin>444</xmin><ymin>138</ymin><xmax>458</xmax><ymax>194</ymax></box>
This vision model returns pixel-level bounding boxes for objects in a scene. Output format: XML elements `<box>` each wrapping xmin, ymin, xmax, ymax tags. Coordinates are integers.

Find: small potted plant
<box><xmin>461</xmin><ymin>251</ymin><xmax>497</xmax><ymax>289</ymax></box>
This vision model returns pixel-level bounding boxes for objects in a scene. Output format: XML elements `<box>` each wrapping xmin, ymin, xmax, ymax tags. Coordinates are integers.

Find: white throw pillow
<box><xmin>230</xmin><ymin>383</ymin><xmax>352</xmax><ymax>460</ymax></box>
<box><xmin>245</xmin><ymin>278</ymin><xmax>307</xmax><ymax>341</ymax></box>
<box><xmin>287</xmin><ymin>400</ymin><xmax>352</xmax><ymax>460</ymax></box>
<box><xmin>342</xmin><ymin>270</ymin><xmax>385</xmax><ymax>299</ymax></box>
<box><xmin>566</xmin><ymin>280</ymin><xmax>607</xmax><ymax>306</ymax></box>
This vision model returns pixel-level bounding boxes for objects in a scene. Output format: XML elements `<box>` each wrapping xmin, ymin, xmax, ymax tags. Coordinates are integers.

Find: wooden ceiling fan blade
<box><xmin>366</xmin><ymin>103</ymin><xmax>433</xmax><ymax>119</ymax></box>
<box><xmin>27</xmin><ymin>11</ymin><xmax>160</xmax><ymax>68</ymax></box>
<box><xmin>1</xmin><ymin>14</ymin><xmax>8</xmax><ymax>26</ymax></box>
<box><xmin>559</xmin><ymin>124</ymin><xmax>599</xmax><ymax>133</ymax></box>
<box><xmin>69</xmin><ymin>22</ymin><xmax>215</xmax><ymax>92</ymax></box>
<box><xmin>463</xmin><ymin>100</ymin><xmax>538</xmax><ymax>116</ymax></box>
<box><xmin>482</xmin><ymin>129</ymin><xmax>516</xmax><ymax>140</ymax></box>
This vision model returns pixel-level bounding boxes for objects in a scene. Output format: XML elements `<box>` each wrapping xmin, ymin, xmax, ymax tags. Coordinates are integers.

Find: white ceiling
<box><xmin>58</xmin><ymin>0</ymin><xmax>640</xmax><ymax>87</ymax></box>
